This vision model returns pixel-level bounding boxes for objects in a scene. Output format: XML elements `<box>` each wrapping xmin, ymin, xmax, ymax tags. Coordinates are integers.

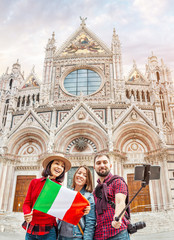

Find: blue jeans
<box><xmin>25</xmin><ymin>227</ymin><xmax>56</xmax><ymax>240</ymax></box>
<box><xmin>59</xmin><ymin>237</ymin><xmax>74</xmax><ymax>240</ymax></box>
<box><xmin>108</xmin><ymin>230</ymin><xmax>130</xmax><ymax>240</ymax></box>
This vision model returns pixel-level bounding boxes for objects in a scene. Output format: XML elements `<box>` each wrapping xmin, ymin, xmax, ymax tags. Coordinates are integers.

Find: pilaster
<box><xmin>107</xmin><ymin>106</ymin><xmax>113</xmax><ymax>151</ymax></box>
<box><xmin>0</xmin><ymin>160</ymin><xmax>7</xmax><ymax>210</ymax></box>
<box><xmin>1</xmin><ymin>163</ymin><xmax>14</xmax><ymax>211</ymax></box>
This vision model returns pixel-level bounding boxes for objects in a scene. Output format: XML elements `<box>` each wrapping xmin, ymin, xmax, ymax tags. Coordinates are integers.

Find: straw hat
<box><xmin>42</xmin><ymin>153</ymin><xmax>71</xmax><ymax>172</ymax></box>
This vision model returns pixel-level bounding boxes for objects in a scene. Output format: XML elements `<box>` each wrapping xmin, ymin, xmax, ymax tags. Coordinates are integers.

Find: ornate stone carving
<box><xmin>77</xmin><ymin>111</ymin><xmax>86</xmax><ymax>120</ymax></box>
<box><xmin>131</xmin><ymin>111</ymin><xmax>138</xmax><ymax>120</ymax></box>
<box><xmin>93</xmin><ymin>109</ymin><xmax>105</xmax><ymax>122</ymax></box>
<box><xmin>38</xmin><ymin>112</ymin><xmax>52</xmax><ymax>125</ymax></box>
<box><xmin>143</xmin><ymin>110</ymin><xmax>155</xmax><ymax>124</ymax></box>
<box><xmin>27</xmin><ymin>115</ymin><xmax>34</xmax><ymax>124</ymax></box>
<box><xmin>12</xmin><ymin>115</ymin><xmax>24</xmax><ymax>127</ymax></box>
<box><xmin>15</xmin><ymin>165</ymin><xmax>40</xmax><ymax>170</ymax></box>
<box><xmin>112</xmin><ymin>109</ymin><xmax>124</xmax><ymax>121</ymax></box>
<box><xmin>75</xmin><ymin>137</ymin><xmax>87</xmax><ymax>151</ymax></box>
<box><xmin>66</xmin><ymin>137</ymin><xmax>97</xmax><ymax>153</ymax></box>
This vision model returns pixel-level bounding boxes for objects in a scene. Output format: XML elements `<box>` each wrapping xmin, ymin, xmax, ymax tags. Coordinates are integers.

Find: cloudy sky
<box><xmin>0</xmin><ymin>0</ymin><xmax>174</xmax><ymax>80</ymax></box>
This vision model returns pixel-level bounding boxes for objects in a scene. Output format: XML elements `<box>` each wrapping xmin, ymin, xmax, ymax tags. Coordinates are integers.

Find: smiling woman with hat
<box><xmin>22</xmin><ymin>153</ymin><xmax>71</xmax><ymax>240</ymax></box>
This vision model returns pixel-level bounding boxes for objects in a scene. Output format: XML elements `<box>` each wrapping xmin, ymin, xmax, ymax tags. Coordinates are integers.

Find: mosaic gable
<box><xmin>22</xmin><ymin>74</ymin><xmax>39</xmax><ymax>89</ymax></box>
<box><xmin>62</xmin><ymin>33</ymin><xmax>105</xmax><ymax>55</ymax></box>
<box><xmin>127</xmin><ymin>70</ymin><xmax>148</xmax><ymax>85</ymax></box>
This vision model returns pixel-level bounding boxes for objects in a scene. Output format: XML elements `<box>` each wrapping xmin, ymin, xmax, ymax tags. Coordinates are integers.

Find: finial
<box><xmin>17</xmin><ymin>59</ymin><xmax>19</xmax><ymax>64</ymax></box>
<box><xmin>161</xmin><ymin>58</ymin><xmax>164</xmax><ymax>66</ymax></box>
<box><xmin>6</xmin><ymin>67</ymin><xmax>9</xmax><ymax>74</ymax></box>
<box><xmin>52</xmin><ymin>32</ymin><xmax>55</xmax><ymax>39</ymax></box>
<box><xmin>113</xmin><ymin>28</ymin><xmax>116</xmax><ymax>37</ymax></box>
<box><xmin>133</xmin><ymin>59</ymin><xmax>137</xmax><ymax>68</ymax></box>
<box><xmin>80</xmin><ymin>16</ymin><xmax>87</xmax><ymax>27</ymax></box>
<box><xmin>32</xmin><ymin>65</ymin><xmax>35</xmax><ymax>73</ymax></box>
<box><xmin>151</xmin><ymin>51</ymin><xmax>154</xmax><ymax>56</ymax></box>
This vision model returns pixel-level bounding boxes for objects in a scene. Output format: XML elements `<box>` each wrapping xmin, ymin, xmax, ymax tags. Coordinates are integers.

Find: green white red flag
<box><xmin>33</xmin><ymin>178</ymin><xmax>89</xmax><ymax>225</ymax></box>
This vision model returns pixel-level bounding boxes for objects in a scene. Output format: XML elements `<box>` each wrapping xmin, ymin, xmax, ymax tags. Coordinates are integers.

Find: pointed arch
<box><xmin>142</xmin><ymin>90</ymin><xmax>145</xmax><ymax>102</ymax></box>
<box><xmin>55</xmin><ymin>123</ymin><xmax>108</xmax><ymax>153</ymax></box>
<box><xmin>131</xmin><ymin>89</ymin><xmax>134</xmax><ymax>99</ymax></box>
<box><xmin>147</xmin><ymin>91</ymin><xmax>150</xmax><ymax>102</ymax></box>
<box><xmin>21</xmin><ymin>96</ymin><xmax>25</xmax><ymax>107</ymax></box>
<box><xmin>126</xmin><ymin>89</ymin><xmax>130</xmax><ymax>99</ymax></box>
<box><xmin>9</xmin><ymin>79</ymin><xmax>13</xmax><ymax>89</ymax></box>
<box><xmin>156</xmin><ymin>72</ymin><xmax>160</xmax><ymax>82</ymax></box>
<box><xmin>36</xmin><ymin>93</ymin><xmax>40</xmax><ymax>102</ymax></box>
<box><xmin>136</xmin><ymin>90</ymin><xmax>140</xmax><ymax>101</ymax></box>
<box><xmin>26</xmin><ymin>95</ymin><xmax>30</xmax><ymax>106</ymax></box>
<box><xmin>113</xmin><ymin>123</ymin><xmax>160</xmax><ymax>153</ymax></box>
<box><xmin>17</xmin><ymin>96</ymin><xmax>21</xmax><ymax>107</ymax></box>
<box><xmin>7</xmin><ymin>127</ymin><xmax>49</xmax><ymax>155</ymax></box>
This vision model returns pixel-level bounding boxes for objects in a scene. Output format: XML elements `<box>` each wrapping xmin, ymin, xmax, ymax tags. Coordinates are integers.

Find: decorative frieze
<box><xmin>12</xmin><ymin>115</ymin><xmax>23</xmax><ymax>127</ymax></box>
<box><xmin>67</xmin><ymin>155</ymin><xmax>94</xmax><ymax>167</ymax></box>
<box><xmin>38</xmin><ymin>112</ymin><xmax>52</xmax><ymax>126</ymax></box>
<box><xmin>93</xmin><ymin>109</ymin><xmax>106</xmax><ymax>122</ymax></box>
<box><xmin>15</xmin><ymin>165</ymin><xmax>40</xmax><ymax>171</ymax></box>
<box><xmin>143</xmin><ymin>110</ymin><xmax>156</xmax><ymax>124</ymax></box>
<box><xmin>112</xmin><ymin>109</ymin><xmax>125</xmax><ymax>122</ymax></box>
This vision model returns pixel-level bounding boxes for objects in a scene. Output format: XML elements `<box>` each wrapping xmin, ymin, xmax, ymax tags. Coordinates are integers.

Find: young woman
<box><xmin>58</xmin><ymin>165</ymin><xmax>96</xmax><ymax>240</ymax></box>
<box><xmin>22</xmin><ymin>153</ymin><xmax>71</xmax><ymax>240</ymax></box>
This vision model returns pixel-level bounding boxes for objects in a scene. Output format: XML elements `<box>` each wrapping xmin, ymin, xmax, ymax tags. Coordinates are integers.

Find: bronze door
<box><xmin>13</xmin><ymin>175</ymin><xmax>36</xmax><ymax>212</ymax></box>
<box><xmin>127</xmin><ymin>174</ymin><xmax>151</xmax><ymax>212</ymax></box>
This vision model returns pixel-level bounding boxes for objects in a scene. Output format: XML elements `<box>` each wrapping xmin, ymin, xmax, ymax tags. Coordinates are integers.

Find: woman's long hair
<box><xmin>71</xmin><ymin>165</ymin><xmax>93</xmax><ymax>192</ymax></box>
<box><xmin>42</xmin><ymin>160</ymin><xmax>65</xmax><ymax>183</ymax></box>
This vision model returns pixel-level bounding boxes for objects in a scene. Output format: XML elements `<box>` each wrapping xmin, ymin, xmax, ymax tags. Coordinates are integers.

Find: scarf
<box><xmin>95</xmin><ymin>181</ymin><xmax>108</xmax><ymax>215</ymax></box>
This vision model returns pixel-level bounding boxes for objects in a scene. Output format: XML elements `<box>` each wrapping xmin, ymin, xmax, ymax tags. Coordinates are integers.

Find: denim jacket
<box><xmin>58</xmin><ymin>188</ymin><xmax>96</xmax><ymax>239</ymax></box>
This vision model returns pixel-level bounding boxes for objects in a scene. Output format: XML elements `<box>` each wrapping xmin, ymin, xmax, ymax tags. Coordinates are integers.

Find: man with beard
<box><xmin>93</xmin><ymin>153</ymin><xmax>130</xmax><ymax>240</ymax></box>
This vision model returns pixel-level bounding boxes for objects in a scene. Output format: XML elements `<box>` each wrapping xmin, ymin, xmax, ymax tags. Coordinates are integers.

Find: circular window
<box><xmin>64</xmin><ymin>69</ymin><xmax>101</xmax><ymax>96</ymax></box>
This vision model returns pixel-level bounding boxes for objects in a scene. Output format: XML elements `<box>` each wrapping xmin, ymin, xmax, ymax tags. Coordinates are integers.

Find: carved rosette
<box><xmin>75</xmin><ymin>137</ymin><xmax>87</xmax><ymax>151</ymax></box>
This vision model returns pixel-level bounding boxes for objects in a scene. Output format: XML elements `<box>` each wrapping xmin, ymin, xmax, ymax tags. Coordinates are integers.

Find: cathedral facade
<box><xmin>0</xmin><ymin>19</ymin><xmax>174</xmax><ymax>213</ymax></box>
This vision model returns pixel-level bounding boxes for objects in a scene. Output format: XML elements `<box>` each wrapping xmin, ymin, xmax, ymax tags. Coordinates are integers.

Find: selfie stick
<box><xmin>115</xmin><ymin>165</ymin><xmax>151</xmax><ymax>222</ymax></box>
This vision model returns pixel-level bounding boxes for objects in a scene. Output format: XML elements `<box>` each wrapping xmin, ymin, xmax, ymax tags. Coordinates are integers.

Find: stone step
<box><xmin>0</xmin><ymin>209</ymin><xmax>174</xmax><ymax>233</ymax></box>
<box><xmin>0</xmin><ymin>212</ymin><xmax>24</xmax><ymax>233</ymax></box>
<box><xmin>130</xmin><ymin>209</ymin><xmax>174</xmax><ymax>234</ymax></box>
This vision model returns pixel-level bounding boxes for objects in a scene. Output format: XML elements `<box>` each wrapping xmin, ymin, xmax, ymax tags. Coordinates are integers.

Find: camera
<box><xmin>127</xmin><ymin>221</ymin><xmax>146</xmax><ymax>234</ymax></box>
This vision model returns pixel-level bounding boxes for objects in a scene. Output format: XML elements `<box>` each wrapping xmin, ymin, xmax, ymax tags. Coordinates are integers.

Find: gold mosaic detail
<box><xmin>128</xmin><ymin>71</ymin><xmax>144</xmax><ymax>82</ymax></box>
<box><xmin>22</xmin><ymin>75</ymin><xmax>39</xmax><ymax>89</ymax></box>
<box><xmin>62</xmin><ymin>33</ymin><xmax>105</xmax><ymax>55</ymax></box>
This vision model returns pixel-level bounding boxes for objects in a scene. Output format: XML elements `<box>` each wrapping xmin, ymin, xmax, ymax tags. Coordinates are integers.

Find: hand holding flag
<box><xmin>24</xmin><ymin>210</ymin><xmax>33</xmax><ymax>223</ymax></box>
<box><xmin>33</xmin><ymin>179</ymin><xmax>89</xmax><ymax>225</ymax></box>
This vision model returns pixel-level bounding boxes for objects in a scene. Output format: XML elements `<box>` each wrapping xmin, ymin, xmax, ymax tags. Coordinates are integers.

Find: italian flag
<box><xmin>33</xmin><ymin>179</ymin><xmax>89</xmax><ymax>225</ymax></box>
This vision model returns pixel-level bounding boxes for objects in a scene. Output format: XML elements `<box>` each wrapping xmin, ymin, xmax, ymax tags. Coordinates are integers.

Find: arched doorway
<box><xmin>124</xmin><ymin>140</ymin><xmax>151</xmax><ymax>212</ymax></box>
<box><xmin>113</xmin><ymin>123</ymin><xmax>160</xmax><ymax>212</ymax></box>
<box><xmin>127</xmin><ymin>174</ymin><xmax>151</xmax><ymax>212</ymax></box>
